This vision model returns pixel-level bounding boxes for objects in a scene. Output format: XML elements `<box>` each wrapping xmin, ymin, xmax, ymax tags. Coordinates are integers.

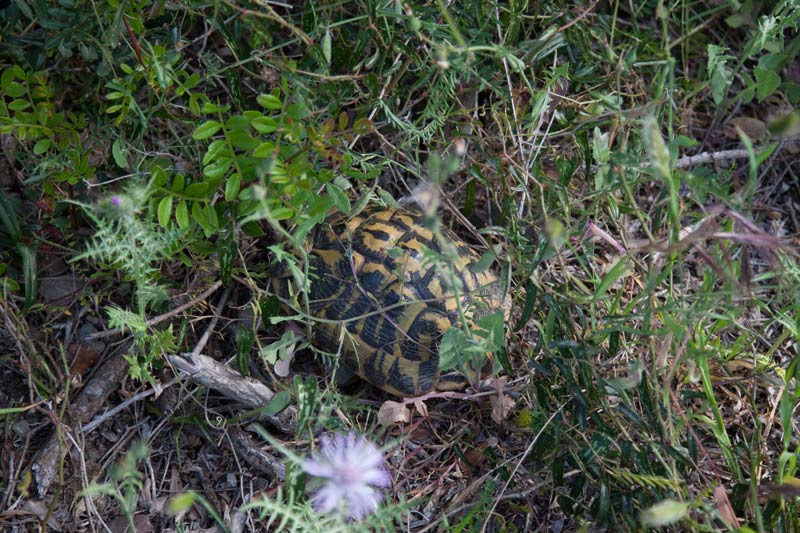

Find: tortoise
<box><xmin>271</xmin><ymin>206</ymin><xmax>506</xmax><ymax>397</ymax></box>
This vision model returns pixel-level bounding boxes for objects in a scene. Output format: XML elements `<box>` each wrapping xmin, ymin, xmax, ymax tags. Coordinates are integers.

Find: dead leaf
<box><xmin>713</xmin><ymin>485</ymin><xmax>740</xmax><ymax>528</ymax></box>
<box><xmin>728</xmin><ymin>116</ymin><xmax>766</xmax><ymax>141</ymax></box>
<box><xmin>378</xmin><ymin>400</ymin><xmax>411</xmax><ymax>426</ymax></box>
<box><xmin>273</xmin><ymin>344</ymin><xmax>295</xmax><ymax>378</ymax></box>
<box><xmin>274</xmin><ymin>356</ymin><xmax>292</xmax><ymax>378</ymax></box>
<box><xmin>22</xmin><ymin>500</ymin><xmax>62</xmax><ymax>532</ymax></box>
<box><xmin>491</xmin><ymin>393</ymin><xmax>515</xmax><ymax>424</ymax></box>
<box><xmin>488</xmin><ymin>377</ymin><xmax>515</xmax><ymax>423</ymax></box>
<box><xmin>413</xmin><ymin>399</ymin><xmax>428</xmax><ymax>418</ymax></box>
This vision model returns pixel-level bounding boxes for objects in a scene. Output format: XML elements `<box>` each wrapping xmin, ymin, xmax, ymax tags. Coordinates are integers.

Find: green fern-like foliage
<box><xmin>73</xmin><ymin>189</ymin><xmax>184</xmax><ymax>383</ymax></box>
<box><xmin>73</xmin><ymin>189</ymin><xmax>184</xmax><ymax>315</ymax></box>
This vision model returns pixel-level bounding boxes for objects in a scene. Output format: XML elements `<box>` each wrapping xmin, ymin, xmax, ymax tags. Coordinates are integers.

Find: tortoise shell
<box><xmin>273</xmin><ymin>207</ymin><xmax>505</xmax><ymax>397</ymax></box>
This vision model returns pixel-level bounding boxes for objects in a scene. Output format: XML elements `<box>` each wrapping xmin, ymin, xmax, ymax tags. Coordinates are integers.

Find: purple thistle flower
<box><xmin>111</xmin><ymin>195</ymin><xmax>122</xmax><ymax>206</ymax></box>
<box><xmin>301</xmin><ymin>432</ymin><xmax>391</xmax><ymax>520</ymax></box>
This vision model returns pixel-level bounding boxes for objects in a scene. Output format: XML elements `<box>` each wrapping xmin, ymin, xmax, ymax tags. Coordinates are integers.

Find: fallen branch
<box><xmin>168</xmin><ymin>352</ymin><xmax>297</xmax><ymax>435</ymax></box>
<box><xmin>29</xmin><ymin>347</ymin><xmax>130</xmax><ymax>498</ymax></box>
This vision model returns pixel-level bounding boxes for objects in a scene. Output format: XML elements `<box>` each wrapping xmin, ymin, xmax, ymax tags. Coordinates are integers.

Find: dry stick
<box><xmin>673</xmin><ymin>148</ymin><xmax>765</xmax><ymax>169</ymax></box>
<box><xmin>87</xmin><ymin>280</ymin><xmax>223</xmax><ymax>340</ymax></box>
<box><xmin>588</xmin><ymin>147</ymin><xmax>775</xmax><ymax>177</ymax></box>
<box><xmin>30</xmin><ymin>350</ymin><xmax>130</xmax><ymax>498</ymax></box>
<box><xmin>167</xmin><ymin>287</ymin><xmax>298</xmax><ymax>434</ymax></box>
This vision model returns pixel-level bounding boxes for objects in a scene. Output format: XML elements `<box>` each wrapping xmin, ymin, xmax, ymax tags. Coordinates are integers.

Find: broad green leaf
<box><xmin>225</xmin><ymin>174</ymin><xmax>241</xmax><ymax>202</ymax></box>
<box><xmin>157</xmin><ymin>196</ymin><xmax>172</xmax><ymax>228</ymax></box>
<box><xmin>322</xmin><ymin>29</ymin><xmax>332</xmax><ymax>66</ymax></box>
<box><xmin>171</xmin><ymin>174</ymin><xmax>185</xmax><ymax>193</ymax></box>
<box><xmin>253</xmin><ymin>141</ymin><xmax>275</xmax><ymax>158</ymax></box>
<box><xmin>225</xmin><ymin>115</ymin><xmax>250</xmax><ymax>131</ymax></box>
<box><xmin>754</xmin><ymin>67</ymin><xmax>781</xmax><ymax>101</ymax></box>
<box><xmin>251</xmin><ymin>116</ymin><xmax>278</xmax><ymax>134</ymax></box>
<box><xmin>202</xmin><ymin>158</ymin><xmax>232</xmax><ymax>179</ymax></box>
<box><xmin>192</xmin><ymin>120</ymin><xmax>221</xmax><ymax>140</ymax></box>
<box><xmin>8</xmin><ymin>99</ymin><xmax>30</xmax><ymax>111</ymax></box>
<box><xmin>256</xmin><ymin>93</ymin><xmax>282</xmax><ymax>110</ymax></box>
<box><xmin>202</xmin><ymin>140</ymin><xmax>229</xmax><ymax>165</ymax></box>
<box><xmin>33</xmin><ymin>138</ymin><xmax>51</xmax><ymax>154</ymax></box>
<box><xmin>3</xmin><ymin>81</ymin><xmax>26</xmax><ymax>97</ymax></box>
<box><xmin>175</xmin><ymin>200</ymin><xmax>189</xmax><ymax>229</ymax></box>
<box><xmin>325</xmin><ymin>182</ymin><xmax>350</xmax><ymax>214</ymax></box>
<box><xmin>184</xmin><ymin>182</ymin><xmax>209</xmax><ymax>198</ymax></box>
<box><xmin>263</xmin><ymin>390</ymin><xmax>291</xmax><ymax>417</ymax></box>
<box><xmin>111</xmin><ymin>139</ymin><xmax>128</xmax><ymax>169</ymax></box>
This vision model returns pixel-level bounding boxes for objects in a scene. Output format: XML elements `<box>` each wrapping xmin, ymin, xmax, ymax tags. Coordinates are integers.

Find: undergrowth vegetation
<box><xmin>1</xmin><ymin>1</ymin><xmax>799</xmax><ymax>531</ymax></box>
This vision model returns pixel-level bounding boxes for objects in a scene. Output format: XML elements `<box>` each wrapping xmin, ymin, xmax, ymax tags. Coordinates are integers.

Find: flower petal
<box><xmin>301</xmin><ymin>458</ymin><xmax>335</xmax><ymax>478</ymax></box>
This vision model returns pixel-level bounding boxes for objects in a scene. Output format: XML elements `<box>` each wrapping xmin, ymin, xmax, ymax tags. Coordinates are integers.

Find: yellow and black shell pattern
<box><xmin>273</xmin><ymin>207</ymin><xmax>505</xmax><ymax>397</ymax></box>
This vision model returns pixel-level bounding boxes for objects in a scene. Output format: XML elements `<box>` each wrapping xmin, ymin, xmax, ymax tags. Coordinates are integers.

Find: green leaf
<box><xmin>251</xmin><ymin>116</ymin><xmax>278</xmax><ymax>134</ymax></box>
<box><xmin>0</xmin><ymin>189</ymin><xmax>21</xmax><ymax>242</ymax></box>
<box><xmin>514</xmin><ymin>279</ymin><xmax>537</xmax><ymax>332</ymax></box>
<box><xmin>175</xmin><ymin>200</ymin><xmax>190</xmax><ymax>229</ymax></box>
<box><xmin>593</xmin><ymin>256</ymin><xmax>631</xmax><ymax>302</ymax></box>
<box><xmin>167</xmin><ymin>492</ymin><xmax>197</xmax><ymax>515</ymax></box>
<box><xmin>202</xmin><ymin>140</ymin><xmax>229</xmax><ymax>165</ymax></box>
<box><xmin>225</xmin><ymin>174</ymin><xmax>241</xmax><ymax>202</ymax></box>
<box><xmin>202</xmin><ymin>158</ymin><xmax>232</xmax><ymax>179</ymax></box>
<box><xmin>0</xmin><ymin>69</ymin><xmax>14</xmax><ymax>89</ymax></box>
<box><xmin>171</xmin><ymin>174</ymin><xmax>185</xmax><ymax>193</ymax></box>
<box><xmin>707</xmin><ymin>44</ymin><xmax>733</xmax><ymax>105</ymax></box>
<box><xmin>8</xmin><ymin>99</ymin><xmax>30</xmax><ymax>111</ymax></box>
<box><xmin>157</xmin><ymin>196</ymin><xmax>173</xmax><ymax>228</ymax></box>
<box><xmin>640</xmin><ymin>499</ymin><xmax>689</xmax><ymax>527</ymax></box>
<box><xmin>322</xmin><ymin>29</ymin><xmax>332</xmax><ymax>66</ymax></box>
<box><xmin>3</xmin><ymin>81</ymin><xmax>26</xmax><ymax>98</ymax></box>
<box><xmin>270</xmin><ymin>207</ymin><xmax>294</xmax><ymax>221</ymax></box>
<box><xmin>253</xmin><ymin>141</ymin><xmax>275</xmax><ymax>158</ymax></box>
<box><xmin>188</xmin><ymin>94</ymin><xmax>200</xmax><ymax>115</ymax></box>
<box><xmin>184</xmin><ymin>182</ymin><xmax>209</xmax><ymax>198</ymax></box>
<box><xmin>325</xmin><ymin>182</ymin><xmax>351</xmax><ymax>214</ymax></box>
<box><xmin>192</xmin><ymin>202</ymin><xmax>218</xmax><ymax>237</ymax></box>
<box><xmin>438</xmin><ymin>327</ymin><xmax>472</xmax><ymax>372</ymax></box>
<box><xmin>151</xmin><ymin>166</ymin><xmax>168</xmax><ymax>187</ymax></box>
<box><xmin>754</xmin><ymin>67</ymin><xmax>781</xmax><ymax>101</ymax></box>
<box><xmin>256</xmin><ymin>94</ymin><xmax>282</xmax><ymax>110</ymax></box>
<box><xmin>33</xmin><ymin>138</ymin><xmax>51</xmax><ymax>154</ymax></box>
<box><xmin>724</xmin><ymin>14</ymin><xmax>749</xmax><ymax>28</ymax></box>
<box><xmin>191</xmin><ymin>202</ymin><xmax>209</xmax><ymax>234</ymax></box>
<box><xmin>228</xmin><ymin>130</ymin><xmax>259</xmax><ymax>150</ymax></box>
<box><xmin>16</xmin><ymin>243</ymin><xmax>37</xmax><ymax>308</ymax></box>
<box><xmin>111</xmin><ymin>139</ymin><xmax>128</xmax><ymax>169</ymax></box>
<box><xmin>263</xmin><ymin>390</ymin><xmax>291</xmax><ymax>417</ymax></box>
<box><xmin>192</xmin><ymin>120</ymin><xmax>221</xmax><ymax>140</ymax></box>
<box><xmin>225</xmin><ymin>115</ymin><xmax>250</xmax><ymax>131</ymax></box>
<box><xmin>218</xmin><ymin>237</ymin><xmax>236</xmax><ymax>285</ymax></box>
<box><xmin>0</xmin><ymin>276</ymin><xmax>20</xmax><ymax>291</ymax></box>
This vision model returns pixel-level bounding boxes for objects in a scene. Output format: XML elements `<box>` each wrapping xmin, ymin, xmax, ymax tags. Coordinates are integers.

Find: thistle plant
<box><xmin>74</xmin><ymin>188</ymin><xmax>183</xmax><ymax>316</ymax></box>
<box><xmin>73</xmin><ymin>188</ymin><xmax>184</xmax><ymax>382</ymax></box>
